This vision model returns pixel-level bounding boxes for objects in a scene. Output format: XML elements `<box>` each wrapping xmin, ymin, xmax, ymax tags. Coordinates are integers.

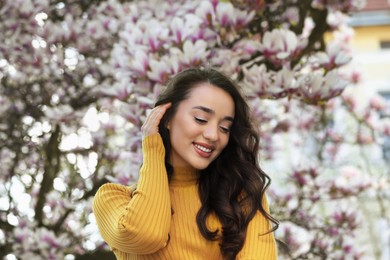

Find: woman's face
<box><xmin>167</xmin><ymin>83</ymin><xmax>235</xmax><ymax>170</ymax></box>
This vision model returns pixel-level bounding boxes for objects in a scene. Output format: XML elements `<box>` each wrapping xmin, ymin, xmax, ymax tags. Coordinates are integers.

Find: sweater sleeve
<box><xmin>92</xmin><ymin>134</ymin><xmax>171</xmax><ymax>254</ymax></box>
<box><xmin>237</xmin><ymin>194</ymin><xmax>278</xmax><ymax>259</ymax></box>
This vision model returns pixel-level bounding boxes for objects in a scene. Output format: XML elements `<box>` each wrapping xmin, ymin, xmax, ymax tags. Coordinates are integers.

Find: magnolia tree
<box><xmin>1</xmin><ymin>0</ymin><xmax>389</xmax><ymax>259</ymax></box>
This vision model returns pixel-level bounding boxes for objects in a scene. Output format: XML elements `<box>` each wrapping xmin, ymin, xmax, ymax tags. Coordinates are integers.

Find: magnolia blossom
<box><xmin>107</xmin><ymin>150</ymin><xmax>140</xmax><ymax>185</ymax></box>
<box><xmin>12</xmin><ymin>223</ymin><xmax>71</xmax><ymax>259</ymax></box>
<box><xmin>170</xmin><ymin>15</ymin><xmax>203</xmax><ymax>44</ymax></box>
<box><xmin>146</xmin><ymin>58</ymin><xmax>172</xmax><ymax>83</ymax></box>
<box><xmin>234</xmin><ymin>9</ymin><xmax>255</xmax><ymax>28</ymax></box>
<box><xmin>232</xmin><ymin>39</ymin><xmax>262</xmax><ymax>58</ymax></box>
<box><xmin>128</xmin><ymin>50</ymin><xmax>149</xmax><ymax>77</ymax></box>
<box><xmin>195</xmin><ymin>1</ymin><xmax>214</xmax><ymax>25</ymax></box>
<box><xmin>243</xmin><ymin>64</ymin><xmax>271</xmax><ymax>97</ymax></box>
<box><xmin>259</xmin><ymin>28</ymin><xmax>307</xmax><ymax>65</ymax></box>
<box><xmin>143</xmin><ymin>19</ymin><xmax>170</xmax><ymax>52</ymax></box>
<box><xmin>44</xmin><ymin>104</ymin><xmax>76</xmax><ymax>123</ymax></box>
<box><xmin>243</xmin><ymin>65</ymin><xmax>299</xmax><ymax>98</ymax></box>
<box><xmin>314</xmin><ymin>41</ymin><xmax>352</xmax><ymax>70</ymax></box>
<box><xmin>327</xmin><ymin>10</ymin><xmax>348</xmax><ymax>29</ymax></box>
<box><xmin>180</xmin><ymin>39</ymin><xmax>210</xmax><ymax>66</ymax></box>
<box><xmin>297</xmin><ymin>70</ymin><xmax>348</xmax><ymax>104</ymax></box>
<box><xmin>216</xmin><ymin>2</ymin><xmax>235</xmax><ymax>27</ymax></box>
<box><xmin>329</xmin><ymin>166</ymin><xmax>371</xmax><ymax>197</ymax></box>
<box><xmin>282</xmin><ymin>7</ymin><xmax>300</xmax><ymax>26</ymax></box>
<box><xmin>97</xmin><ymin>79</ymin><xmax>133</xmax><ymax>101</ymax></box>
<box><xmin>277</xmin><ymin>222</ymin><xmax>313</xmax><ymax>257</ymax></box>
<box><xmin>208</xmin><ymin>48</ymin><xmax>240</xmax><ymax>76</ymax></box>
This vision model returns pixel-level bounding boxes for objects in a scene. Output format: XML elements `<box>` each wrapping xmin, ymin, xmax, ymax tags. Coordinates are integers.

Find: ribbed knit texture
<box><xmin>93</xmin><ymin>134</ymin><xmax>277</xmax><ymax>259</ymax></box>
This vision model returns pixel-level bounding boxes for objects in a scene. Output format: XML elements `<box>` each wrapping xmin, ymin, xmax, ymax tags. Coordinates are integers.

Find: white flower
<box><xmin>297</xmin><ymin>70</ymin><xmax>348</xmax><ymax>102</ymax></box>
<box><xmin>314</xmin><ymin>41</ymin><xmax>351</xmax><ymax>69</ymax></box>
<box><xmin>235</xmin><ymin>9</ymin><xmax>255</xmax><ymax>27</ymax></box>
<box><xmin>44</xmin><ymin>105</ymin><xmax>74</xmax><ymax>122</ymax></box>
<box><xmin>96</xmin><ymin>78</ymin><xmax>133</xmax><ymax>100</ymax></box>
<box><xmin>147</xmin><ymin>59</ymin><xmax>171</xmax><ymax>83</ymax></box>
<box><xmin>282</xmin><ymin>7</ymin><xmax>300</xmax><ymax>25</ymax></box>
<box><xmin>243</xmin><ymin>64</ymin><xmax>271</xmax><ymax>97</ymax></box>
<box><xmin>20</xmin><ymin>0</ymin><xmax>34</xmax><ymax>16</ymax></box>
<box><xmin>273</xmin><ymin>66</ymin><xmax>297</xmax><ymax>91</ymax></box>
<box><xmin>327</xmin><ymin>10</ymin><xmax>347</xmax><ymax>28</ymax></box>
<box><xmin>170</xmin><ymin>17</ymin><xmax>186</xmax><ymax>44</ymax></box>
<box><xmin>216</xmin><ymin>2</ymin><xmax>235</xmax><ymax>26</ymax></box>
<box><xmin>259</xmin><ymin>28</ymin><xmax>306</xmax><ymax>63</ymax></box>
<box><xmin>182</xmin><ymin>39</ymin><xmax>209</xmax><ymax>65</ymax></box>
<box><xmin>130</xmin><ymin>50</ymin><xmax>149</xmax><ymax>77</ymax></box>
<box><xmin>195</xmin><ymin>1</ymin><xmax>215</xmax><ymax>24</ymax></box>
<box><xmin>143</xmin><ymin>19</ymin><xmax>169</xmax><ymax>52</ymax></box>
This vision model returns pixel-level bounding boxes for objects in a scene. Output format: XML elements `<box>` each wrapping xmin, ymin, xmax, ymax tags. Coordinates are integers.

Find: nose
<box><xmin>203</xmin><ymin>124</ymin><xmax>219</xmax><ymax>141</ymax></box>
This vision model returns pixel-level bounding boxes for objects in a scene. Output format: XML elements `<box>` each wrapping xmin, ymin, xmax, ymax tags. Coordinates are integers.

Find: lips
<box><xmin>193</xmin><ymin>142</ymin><xmax>215</xmax><ymax>158</ymax></box>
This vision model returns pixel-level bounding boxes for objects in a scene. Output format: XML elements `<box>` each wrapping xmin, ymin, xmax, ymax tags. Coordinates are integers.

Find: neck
<box><xmin>170</xmin><ymin>166</ymin><xmax>199</xmax><ymax>187</ymax></box>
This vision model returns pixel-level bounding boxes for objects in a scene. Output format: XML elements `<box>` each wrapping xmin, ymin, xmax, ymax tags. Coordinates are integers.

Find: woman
<box><xmin>93</xmin><ymin>67</ymin><xmax>278</xmax><ymax>259</ymax></box>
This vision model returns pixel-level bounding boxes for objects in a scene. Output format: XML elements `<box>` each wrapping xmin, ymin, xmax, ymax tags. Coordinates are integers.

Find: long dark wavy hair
<box><xmin>155</xmin><ymin>67</ymin><xmax>278</xmax><ymax>259</ymax></box>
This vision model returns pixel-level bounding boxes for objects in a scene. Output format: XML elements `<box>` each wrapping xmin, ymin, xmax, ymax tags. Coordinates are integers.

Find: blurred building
<box><xmin>349</xmin><ymin>2</ymin><xmax>390</xmax><ymax>260</ymax></box>
<box><xmin>349</xmin><ymin>0</ymin><xmax>390</xmax><ymax>96</ymax></box>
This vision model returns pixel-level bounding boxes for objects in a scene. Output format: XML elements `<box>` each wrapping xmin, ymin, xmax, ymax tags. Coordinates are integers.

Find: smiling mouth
<box><xmin>193</xmin><ymin>142</ymin><xmax>215</xmax><ymax>158</ymax></box>
<box><xmin>194</xmin><ymin>144</ymin><xmax>212</xmax><ymax>153</ymax></box>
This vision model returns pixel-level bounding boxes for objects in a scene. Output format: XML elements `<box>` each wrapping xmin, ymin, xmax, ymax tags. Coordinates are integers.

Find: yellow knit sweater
<box><xmin>93</xmin><ymin>134</ymin><xmax>277</xmax><ymax>259</ymax></box>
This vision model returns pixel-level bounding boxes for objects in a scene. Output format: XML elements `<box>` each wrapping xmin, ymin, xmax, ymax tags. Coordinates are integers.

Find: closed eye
<box><xmin>219</xmin><ymin>126</ymin><xmax>230</xmax><ymax>133</ymax></box>
<box><xmin>194</xmin><ymin>117</ymin><xmax>207</xmax><ymax>124</ymax></box>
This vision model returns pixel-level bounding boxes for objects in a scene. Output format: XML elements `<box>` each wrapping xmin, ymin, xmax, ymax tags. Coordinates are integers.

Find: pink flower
<box><xmin>147</xmin><ymin>59</ymin><xmax>171</xmax><ymax>83</ymax></box>
<box><xmin>369</xmin><ymin>95</ymin><xmax>388</xmax><ymax>111</ymax></box>
<box><xmin>259</xmin><ymin>28</ymin><xmax>307</xmax><ymax>65</ymax></box>
<box><xmin>195</xmin><ymin>1</ymin><xmax>215</xmax><ymax>25</ymax></box>
<box><xmin>170</xmin><ymin>17</ymin><xmax>185</xmax><ymax>44</ymax></box>
<box><xmin>144</xmin><ymin>20</ymin><xmax>169</xmax><ymax>52</ymax></box>
<box><xmin>282</xmin><ymin>7</ymin><xmax>299</xmax><ymax>25</ymax></box>
<box><xmin>272</xmin><ymin>66</ymin><xmax>297</xmax><ymax>92</ymax></box>
<box><xmin>130</xmin><ymin>50</ymin><xmax>149</xmax><ymax>77</ymax></box>
<box><xmin>235</xmin><ymin>9</ymin><xmax>255</xmax><ymax>28</ymax></box>
<box><xmin>356</xmin><ymin>131</ymin><xmax>374</xmax><ymax>144</ymax></box>
<box><xmin>243</xmin><ymin>64</ymin><xmax>271</xmax><ymax>97</ymax></box>
<box><xmin>314</xmin><ymin>42</ymin><xmax>351</xmax><ymax>70</ymax></box>
<box><xmin>96</xmin><ymin>78</ymin><xmax>133</xmax><ymax>101</ymax></box>
<box><xmin>181</xmin><ymin>39</ymin><xmax>209</xmax><ymax>66</ymax></box>
<box><xmin>233</xmin><ymin>39</ymin><xmax>262</xmax><ymax>57</ymax></box>
<box><xmin>297</xmin><ymin>70</ymin><xmax>348</xmax><ymax>104</ymax></box>
<box><xmin>348</xmin><ymin>69</ymin><xmax>363</xmax><ymax>84</ymax></box>
<box><xmin>216</xmin><ymin>2</ymin><xmax>235</xmax><ymax>27</ymax></box>
<box><xmin>383</xmin><ymin>122</ymin><xmax>390</xmax><ymax>136</ymax></box>
<box><xmin>327</xmin><ymin>11</ymin><xmax>348</xmax><ymax>29</ymax></box>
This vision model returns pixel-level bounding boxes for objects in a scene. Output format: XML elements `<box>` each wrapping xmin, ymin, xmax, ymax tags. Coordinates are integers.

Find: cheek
<box><xmin>169</xmin><ymin>117</ymin><xmax>193</xmax><ymax>140</ymax></box>
<box><xmin>220</xmin><ymin>135</ymin><xmax>230</xmax><ymax>150</ymax></box>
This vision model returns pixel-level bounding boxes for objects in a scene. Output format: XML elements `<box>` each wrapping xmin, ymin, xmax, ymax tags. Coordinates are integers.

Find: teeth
<box><xmin>194</xmin><ymin>144</ymin><xmax>212</xmax><ymax>153</ymax></box>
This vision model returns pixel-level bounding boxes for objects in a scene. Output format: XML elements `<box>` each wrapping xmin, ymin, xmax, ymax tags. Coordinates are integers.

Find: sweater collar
<box><xmin>170</xmin><ymin>166</ymin><xmax>199</xmax><ymax>187</ymax></box>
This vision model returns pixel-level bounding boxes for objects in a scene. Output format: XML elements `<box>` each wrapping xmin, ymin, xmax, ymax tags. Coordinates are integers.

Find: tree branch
<box><xmin>34</xmin><ymin>125</ymin><xmax>62</xmax><ymax>226</ymax></box>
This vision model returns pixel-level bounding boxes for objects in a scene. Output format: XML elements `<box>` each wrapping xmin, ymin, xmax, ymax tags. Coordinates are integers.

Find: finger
<box><xmin>154</xmin><ymin>103</ymin><xmax>171</xmax><ymax>122</ymax></box>
<box><xmin>144</xmin><ymin>104</ymin><xmax>168</xmax><ymax>128</ymax></box>
<box><xmin>142</xmin><ymin>103</ymin><xmax>171</xmax><ymax>137</ymax></box>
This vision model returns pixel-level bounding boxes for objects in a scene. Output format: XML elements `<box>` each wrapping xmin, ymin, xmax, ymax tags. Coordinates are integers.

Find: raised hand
<box><xmin>141</xmin><ymin>103</ymin><xmax>172</xmax><ymax>138</ymax></box>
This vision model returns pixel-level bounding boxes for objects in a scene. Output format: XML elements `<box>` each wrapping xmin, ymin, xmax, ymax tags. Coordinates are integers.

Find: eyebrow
<box><xmin>192</xmin><ymin>106</ymin><xmax>234</xmax><ymax>122</ymax></box>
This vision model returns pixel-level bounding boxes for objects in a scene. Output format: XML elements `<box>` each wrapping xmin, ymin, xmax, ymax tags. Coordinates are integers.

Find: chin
<box><xmin>190</xmin><ymin>160</ymin><xmax>213</xmax><ymax>170</ymax></box>
<box><xmin>192</xmin><ymin>165</ymin><xmax>208</xmax><ymax>170</ymax></box>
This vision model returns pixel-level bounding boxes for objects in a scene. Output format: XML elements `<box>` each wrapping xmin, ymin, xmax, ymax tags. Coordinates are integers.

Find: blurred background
<box><xmin>1</xmin><ymin>0</ymin><xmax>389</xmax><ymax>259</ymax></box>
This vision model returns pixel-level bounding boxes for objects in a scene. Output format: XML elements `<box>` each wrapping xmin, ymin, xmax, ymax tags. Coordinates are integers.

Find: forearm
<box><xmin>93</xmin><ymin>134</ymin><xmax>171</xmax><ymax>254</ymax></box>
